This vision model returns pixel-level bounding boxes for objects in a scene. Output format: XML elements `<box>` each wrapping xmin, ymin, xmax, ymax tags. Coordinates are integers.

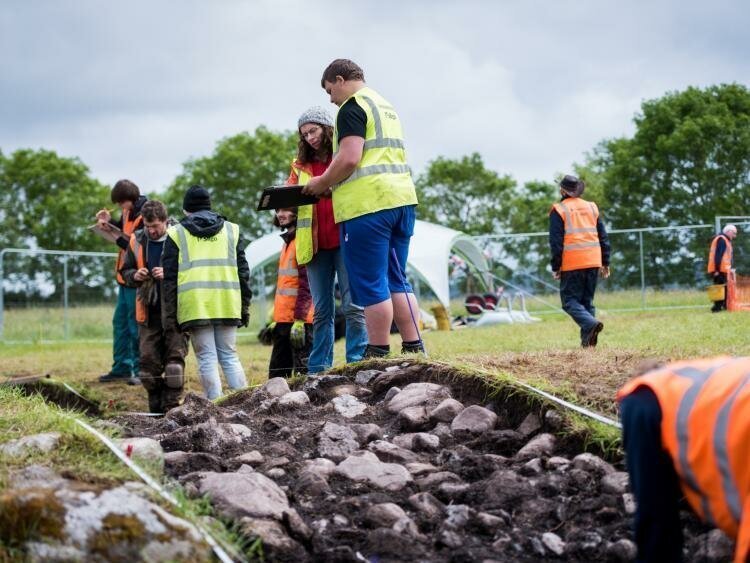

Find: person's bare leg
<box><xmin>364</xmin><ymin>299</ymin><xmax>394</xmax><ymax>346</ymax></box>
<box><xmin>392</xmin><ymin>292</ymin><xmax>420</xmax><ymax>341</ymax></box>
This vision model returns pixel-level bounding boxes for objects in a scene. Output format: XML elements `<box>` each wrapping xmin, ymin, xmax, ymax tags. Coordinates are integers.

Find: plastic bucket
<box><xmin>707</xmin><ymin>284</ymin><xmax>726</xmax><ymax>301</ymax></box>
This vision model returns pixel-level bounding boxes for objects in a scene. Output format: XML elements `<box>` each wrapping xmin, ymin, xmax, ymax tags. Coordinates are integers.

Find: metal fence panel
<box><xmin>3</xmin><ymin>220</ymin><xmax>749</xmax><ymax>341</ymax></box>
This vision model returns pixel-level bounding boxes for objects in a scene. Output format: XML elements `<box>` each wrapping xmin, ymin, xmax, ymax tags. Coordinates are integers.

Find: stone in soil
<box><xmin>317</xmin><ymin>421</ymin><xmax>359</xmax><ymax>462</ymax></box>
<box><xmin>4</xmin><ymin>473</ymin><xmax>210</xmax><ymax>561</ymax></box>
<box><xmin>196</xmin><ymin>470</ymin><xmax>290</xmax><ymax>520</ymax></box>
<box><xmin>331</xmin><ymin>394</ymin><xmax>367</xmax><ymax>418</ymax></box>
<box><xmin>108</xmin><ymin>360</ymin><xmax>715</xmax><ymax>562</ymax></box>
<box><xmin>263</xmin><ymin>377</ymin><xmax>291</xmax><ymax>398</ymax></box>
<box><xmin>451</xmin><ymin>405</ymin><xmax>498</xmax><ymax>435</ymax></box>
<box><xmin>0</xmin><ymin>432</ymin><xmax>61</xmax><ymax>457</ymax></box>
<box><xmin>428</xmin><ymin>398</ymin><xmax>465</xmax><ymax>423</ymax></box>
<box><xmin>386</xmin><ymin>382</ymin><xmax>451</xmax><ymax>413</ymax></box>
<box><xmin>335</xmin><ymin>451</ymin><xmax>413</xmax><ymax>491</ymax></box>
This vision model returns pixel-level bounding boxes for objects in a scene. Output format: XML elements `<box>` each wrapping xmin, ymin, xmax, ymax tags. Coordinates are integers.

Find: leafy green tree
<box><xmin>0</xmin><ymin>149</ymin><xmax>112</xmax><ymax>300</ymax></box>
<box><xmin>584</xmin><ymin>83</ymin><xmax>750</xmax><ymax>287</ymax></box>
<box><xmin>497</xmin><ymin>180</ymin><xmax>559</xmax><ymax>278</ymax></box>
<box><xmin>415</xmin><ymin>153</ymin><xmax>516</xmax><ymax>235</ymax></box>
<box><xmin>504</xmin><ymin>180</ymin><xmax>558</xmax><ymax>234</ymax></box>
<box><xmin>163</xmin><ymin>126</ymin><xmax>298</xmax><ymax>238</ymax></box>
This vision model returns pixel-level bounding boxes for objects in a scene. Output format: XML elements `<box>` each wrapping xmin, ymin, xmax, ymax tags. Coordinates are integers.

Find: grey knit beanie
<box><xmin>298</xmin><ymin>106</ymin><xmax>334</xmax><ymax>130</ymax></box>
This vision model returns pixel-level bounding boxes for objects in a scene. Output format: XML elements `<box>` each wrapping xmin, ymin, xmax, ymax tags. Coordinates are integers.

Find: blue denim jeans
<box><xmin>559</xmin><ymin>268</ymin><xmax>599</xmax><ymax>343</ymax></box>
<box><xmin>305</xmin><ymin>248</ymin><xmax>367</xmax><ymax>373</ymax></box>
<box><xmin>190</xmin><ymin>325</ymin><xmax>247</xmax><ymax>400</ymax></box>
<box><xmin>112</xmin><ymin>285</ymin><xmax>139</xmax><ymax>375</ymax></box>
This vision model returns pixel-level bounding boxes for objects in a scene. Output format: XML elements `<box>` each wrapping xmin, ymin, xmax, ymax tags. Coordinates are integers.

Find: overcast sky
<box><xmin>1</xmin><ymin>1</ymin><xmax>747</xmax><ymax>193</ymax></box>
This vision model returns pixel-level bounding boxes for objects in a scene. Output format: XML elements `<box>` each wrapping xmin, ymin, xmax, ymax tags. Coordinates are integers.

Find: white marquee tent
<box><xmin>245</xmin><ymin>220</ymin><xmax>491</xmax><ymax>308</ymax></box>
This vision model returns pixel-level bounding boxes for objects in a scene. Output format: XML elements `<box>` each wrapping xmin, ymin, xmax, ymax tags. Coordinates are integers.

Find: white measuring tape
<box><xmin>72</xmin><ymin>417</ymin><xmax>238</xmax><ymax>563</ymax></box>
<box><xmin>429</xmin><ymin>360</ymin><xmax>622</xmax><ymax>429</ymax></box>
<box><xmin>514</xmin><ymin>381</ymin><xmax>622</xmax><ymax>429</ymax></box>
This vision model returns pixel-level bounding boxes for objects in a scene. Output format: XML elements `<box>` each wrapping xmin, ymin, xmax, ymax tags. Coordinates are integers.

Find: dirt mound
<box><xmin>116</xmin><ymin>360</ymin><xmax>722</xmax><ymax>562</ymax></box>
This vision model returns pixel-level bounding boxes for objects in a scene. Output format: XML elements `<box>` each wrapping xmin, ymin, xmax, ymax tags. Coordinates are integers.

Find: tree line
<box><xmin>1</xmin><ymin>83</ymin><xmax>749</xmax><ymax>301</ymax></box>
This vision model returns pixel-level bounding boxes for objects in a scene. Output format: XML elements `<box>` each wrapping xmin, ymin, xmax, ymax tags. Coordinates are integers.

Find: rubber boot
<box><xmin>146</xmin><ymin>390</ymin><xmax>163</xmax><ymax>415</ymax></box>
<box><xmin>162</xmin><ymin>363</ymin><xmax>184</xmax><ymax>413</ymax></box>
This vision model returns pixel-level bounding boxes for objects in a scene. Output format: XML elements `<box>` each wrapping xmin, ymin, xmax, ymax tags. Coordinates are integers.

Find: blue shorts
<box><xmin>340</xmin><ymin>205</ymin><xmax>416</xmax><ymax>307</ymax></box>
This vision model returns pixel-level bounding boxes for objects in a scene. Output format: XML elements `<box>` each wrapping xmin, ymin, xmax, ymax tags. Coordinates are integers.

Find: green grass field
<box><xmin>2</xmin><ymin>290</ymin><xmax>746</xmax><ymax>558</ymax></box>
<box><xmin>1</xmin><ymin>288</ymin><xmax>707</xmax><ymax>342</ymax></box>
<box><xmin>1</xmin><ymin>290</ymin><xmax>747</xmax><ymax>416</ymax></box>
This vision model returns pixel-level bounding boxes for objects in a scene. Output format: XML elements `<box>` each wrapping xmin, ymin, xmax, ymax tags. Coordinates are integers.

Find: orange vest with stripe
<box><xmin>708</xmin><ymin>234</ymin><xmax>733</xmax><ymax>274</ymax></box>
<box><xmin>552</xmin><ymin>197</ymin><xmax>602</xmax><ymax>271</ymax></box>
<box><xmin>116</xmin><ymin>208</ymin><xmax>143</xmax><ymax>285</ymax></box>
<box><xmin>617</xmin><ymin>356</ymin><xmax>750</xmax><ymax>562</ymax></box>
<box><xmin>273</xmin><ymin>238</ymin><xmax>314</xmax><ymax>323</ymax></box>
<box><xmin>128</xmin><ymin>233</ymin><xmax>149</xmax><ymax>324</ymax></box>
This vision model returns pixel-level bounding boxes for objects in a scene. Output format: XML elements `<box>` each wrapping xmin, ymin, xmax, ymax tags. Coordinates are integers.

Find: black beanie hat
<box><xmin>183</xmin><ymin>185</ymin><xmax>212</xmax><ymax>212</ymax></box>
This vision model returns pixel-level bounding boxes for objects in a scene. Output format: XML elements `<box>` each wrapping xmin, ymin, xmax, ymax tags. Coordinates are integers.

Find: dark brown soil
<box><xmin>112</xmin><ymin>360</ymin><xmax>716</xmax><ymax>562</ymax></box>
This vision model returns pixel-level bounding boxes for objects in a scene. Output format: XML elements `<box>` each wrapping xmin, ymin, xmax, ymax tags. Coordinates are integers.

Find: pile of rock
<box><xmin>119</xmin><ymin>363</ymin><xmax>726</xmax><ymax>561</ymax></box>
<box><xmin>2</xmin><ymin>362</ymin><xmax>730</xmax><ymax>561</ymax></box>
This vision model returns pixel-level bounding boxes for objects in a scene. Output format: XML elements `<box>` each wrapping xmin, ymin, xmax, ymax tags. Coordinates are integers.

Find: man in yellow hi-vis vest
<box><xmin>303</xmin><ymin>59</ymin><xmax>423</xmax><ymax>359</ymax></box>
<box><xmin>162</xmin><ymin>185</ymin><xmax>251</xmax><ymax>400</ymax></box>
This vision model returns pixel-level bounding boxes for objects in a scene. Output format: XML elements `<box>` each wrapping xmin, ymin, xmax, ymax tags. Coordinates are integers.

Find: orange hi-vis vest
<box><xmin>116</xmin><ymin>208</ymin><xmax>143</xmax><ymax>285</ymax></box>
<box><xmin>617</xmin><ymin>356</ymin><xmax>750</xmax><ymax>562</ymax></box>
<box><xmin>128</xmin><ymin>233</ymin><xmax>149</xmax><ymax>325</ymax></box>
<box><xmin>273</xmin><ymin>237</ymin><xmax>314</xmax><ymax>324</ymax></box>
<box><xmin>552</xmin><ymin>197</ymin><xmax>602</xmax><ymax>272</ymax></box>
<box><xmin>708</xmin><ymin>234</ymin><xmax>733</xmax><ymax>274</ymax></box>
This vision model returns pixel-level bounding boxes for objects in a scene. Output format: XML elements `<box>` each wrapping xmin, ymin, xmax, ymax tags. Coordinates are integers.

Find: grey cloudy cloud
<box><xmin>1</xmin><ymin>0</ymin><xmax>747</xmax><ymax>193</ymax></box>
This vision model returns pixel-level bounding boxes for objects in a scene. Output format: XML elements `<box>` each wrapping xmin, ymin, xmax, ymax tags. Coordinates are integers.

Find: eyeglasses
<box><xmin>300</xmin><ymin>126</ymin><xmax>321</xmax><ymax>139</ymax></box>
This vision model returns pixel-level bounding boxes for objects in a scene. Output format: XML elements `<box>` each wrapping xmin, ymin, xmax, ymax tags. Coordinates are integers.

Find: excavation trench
<box><xmin>101</xmin><ymin>359</ymin><xmax>718</xmax><ymax>562</ymax></box>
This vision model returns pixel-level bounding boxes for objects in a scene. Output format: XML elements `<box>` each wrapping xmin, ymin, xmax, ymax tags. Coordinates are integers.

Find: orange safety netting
<box><xmin>727</xmin><ymin>272</ymin><xmax>750</xmax><ymax>311</ymax></box>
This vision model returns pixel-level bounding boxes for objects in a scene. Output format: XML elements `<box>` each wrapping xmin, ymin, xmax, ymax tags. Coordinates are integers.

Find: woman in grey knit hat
<box><xmin>283</xmin><ymin>106</ymin><xmax>367</xmax><ymax>374</ymax></box>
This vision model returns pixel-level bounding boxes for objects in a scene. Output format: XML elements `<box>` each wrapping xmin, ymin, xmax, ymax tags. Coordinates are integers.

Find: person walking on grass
<box><xmin>707</xmin><ymin>224</ymin><xmax>738</xmax><ymax>312</ymax></box>
<box><xmin>549</xmin><ymin>175</ymin><xmax>611</xmax><ymax>348</ymax></box>
<box><xmin>162</xmin><ymin>185</ymin><xmax>251</xmax><ymax>400</ymax></box>
<box><xmin>120</xmin><ymin>200</ymin><xmax>188</xmax><ymax>414</ymax></box>
<box><xmin>96</xmin><ymin>179</ymin><xmax>147</xmax><ymax>383</ymax></box>
<box><xmin>302</xmin><ymin>58</ymin><xmax>423</xmax><ymax>359</ymax></box>
<box><xmin>287</xmin><ymin>105</ymin><xmax>367</xmax><ymax>374</ymax></box>
<box><xmin>268</xmin><ymin>207</ymin><xmax>314</xmax><ymax>378</ymax></box>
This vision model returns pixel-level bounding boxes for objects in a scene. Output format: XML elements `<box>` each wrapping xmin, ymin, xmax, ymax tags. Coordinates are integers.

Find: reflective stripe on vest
<box><xmin>331</xmin><ymin>86</ymin><xmax>418</xmax><ymax>223</ymax></box>
<box><xmin>116</xmin><ymin>208</ymin><xmax>143</xmax><ymax>284</ymax></box>
<box><xmin>552</xmin><ymin>197</ymin><xmax>602</xmax><ymax>271</ymax></box>
<box><xmin>273</xmin><ymin>238</ymin><xmax>313</xmax><ymax>323</ymax></box>
<box><xmin>714</xmin><ymin>372</ymin><xmax>750</xmax><ymax>523</ymax></box>
<box><xmin>167</xmin><ymin>221</ymin><xmax>241</xmax><ymax>325</ymax></box>
<box><xmin>292</xmin><ymin>165</ymin><xmax>315</xmax><ymax>264</ymax></box>
<box><xmin>671</xmin><ymin>364</ymin><xmax>721</xmax><ymax>525</ymax></box>
<box><xmin>708</xmin><ymin>234</ymin><xmax>733</xmax><ymax>274</ymax></box>
<box><xmin>617</xmin><ymin>356</ymin><xmax>750</xmax><ymax>547</ymax></box>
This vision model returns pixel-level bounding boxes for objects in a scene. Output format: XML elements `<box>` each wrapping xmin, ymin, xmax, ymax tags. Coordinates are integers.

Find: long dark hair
<box><xmin>296</xmin><ymin>125</ymin><xmax>334</xmax><ymax>165</ymax></box>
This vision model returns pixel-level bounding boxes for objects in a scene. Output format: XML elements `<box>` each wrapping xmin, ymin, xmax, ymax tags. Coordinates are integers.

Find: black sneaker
<box><xmin>363</xmin><ymin>344</ymin><xmax>390</xmax><ymax>359</ymax></box>
<box><xmin>126</xmin><ymin>376</ymin><xmax>141</xmax><ymax>386</ymax></box>
<box><xmin>401</xmin><ymin>340</ymin><xmax>426</xmax><ymax>354</ymax></box>
<box><xmin>98</xmin><ymin>372</ymin><xmax>132</xmax><ymax>383</ymax></box>
<box><xmin>585</xmin><ymin>322</ymin><xmax>604</xmax><ymax>348</ymax></box>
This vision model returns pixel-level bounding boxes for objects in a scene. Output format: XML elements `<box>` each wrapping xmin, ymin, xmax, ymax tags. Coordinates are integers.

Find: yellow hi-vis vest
<box><xmin>291</xmin><ymin>163</ymin><xmax>315</xmax><ymax>265</ymax></box>
<box><xmin>167</xmin><ymin>221</ymin><xmax>242</xmax><ymax>325</ymax></box>
<box><xmin>332</xmin><ymin>86</ymin><xmax>418</xmax><ymax>223</ymax></box>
